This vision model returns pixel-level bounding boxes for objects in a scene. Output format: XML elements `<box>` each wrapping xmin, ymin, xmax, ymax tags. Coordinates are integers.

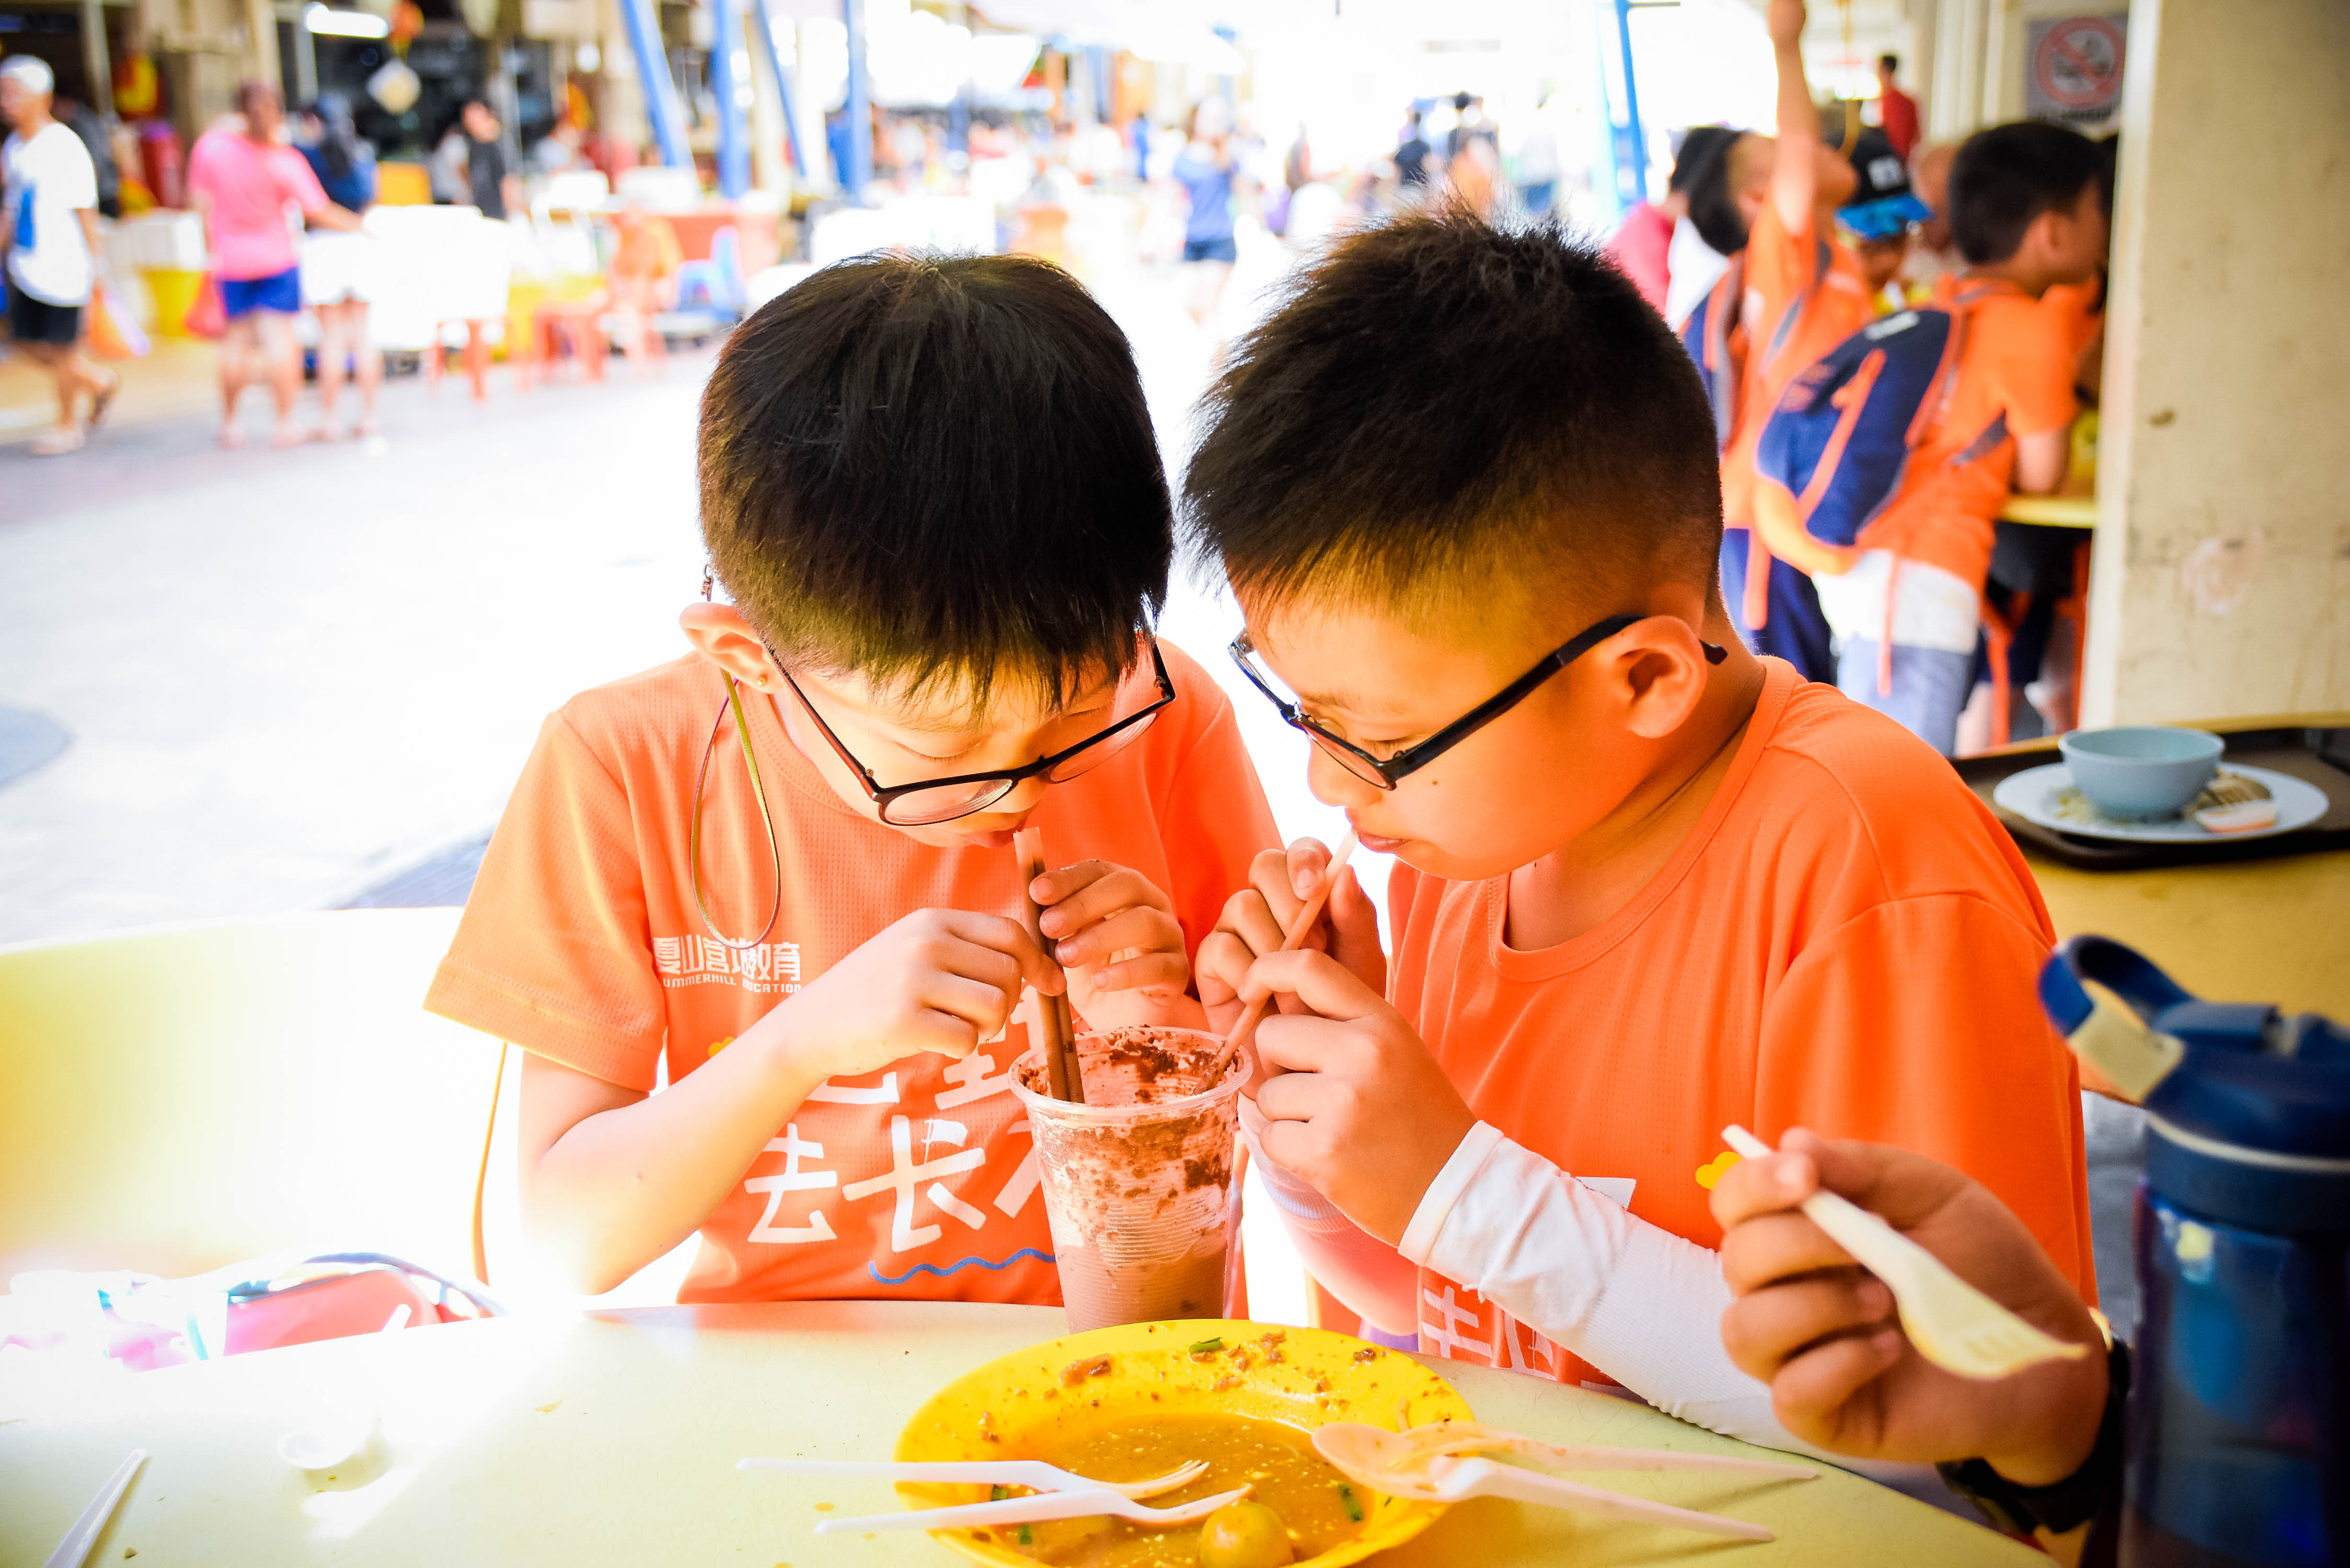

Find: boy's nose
<box><xmin>1306</xmin><ymin>747</ymin><xmax>1386</xmax><ymax>811</ymax></box>
<box><xmin>992</xmin><ymin>774</ymin><xmax>1051</xmax><ymax>818</ymax></box>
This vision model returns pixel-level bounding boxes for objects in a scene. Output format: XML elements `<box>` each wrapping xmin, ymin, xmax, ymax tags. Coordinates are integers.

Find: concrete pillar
<box><xmin>243</xmin><ymin>0</ymin><xmax>279</xmax><ymax>86</ymax></box>
<box><xmin>2082</xmin><ymin>0</ymin><xmax>2350</xmax><ymax>723</ymax></box>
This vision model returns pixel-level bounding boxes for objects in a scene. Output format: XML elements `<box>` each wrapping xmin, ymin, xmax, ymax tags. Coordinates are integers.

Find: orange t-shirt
<box><xmin>1856</xmin><ymin>278</ymin><xmax>2081</xmax><ymax>590</ymax></box>
<box><xmin>1719</xmin><ymin>201</ymin><xmax>1875</xmax><ymax>530</ymax></box>
<box><xmin>1384</xmin><ymin>660</ymin><xmax>2093</xmax><ymax>1384</ymax></box>
<box><xmin>425</xmin><ymin>643</ymin><xmax>1278</xmax><ymax>1306</ymax></box>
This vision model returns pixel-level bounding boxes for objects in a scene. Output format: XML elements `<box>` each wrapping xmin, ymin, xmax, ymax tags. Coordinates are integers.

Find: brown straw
<box><xmin>1015</xmin><ymin>827</ymin><xmax>1086</xmax><ymax>1103</ymax></box>
<box><xmin>1208</xmin><ymin>828</ymin><xmax>1361</xmax><ymax>1084</ymax></box>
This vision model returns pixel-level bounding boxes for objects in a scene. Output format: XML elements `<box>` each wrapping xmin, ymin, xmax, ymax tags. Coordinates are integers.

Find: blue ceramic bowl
<box><xmin>2059</xmin><ymin>727</ymin><xmax>2225</xmax><ymax>820</ymax></box>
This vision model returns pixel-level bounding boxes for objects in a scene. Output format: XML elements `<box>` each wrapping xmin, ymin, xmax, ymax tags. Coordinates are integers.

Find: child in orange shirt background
<box><xmin>1685</xmin><ymin>0</ymin><xmax>1874</xmax><ymax>687</ymax></box>
<box><xmin>428</xmin><ymin>255</ymin><xmax>1278</xmax><ymax>1306</ymax></box>
<box><xmin>1184</xmin><ymin>211</ymin><xmax>2091</xmax><ymax>1466</ymax></box>
<box><xmin>1800</xmin><ymin>121</ymin><xmax>2109</xmax><ymax>754</ymax></box>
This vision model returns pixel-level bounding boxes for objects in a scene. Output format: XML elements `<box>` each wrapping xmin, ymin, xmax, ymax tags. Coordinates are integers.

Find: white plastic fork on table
<box><xmin>1313</xmin><ymin>1425</ymin><xmax>1777</xmax><ymax>1541</ymax></box>
<box><xmin>736</xmin><ymin>1456</ymin><xmax>1209</xmax><ymax>1500</ymax></box>
<box><xmin>810</xmin><ymin>1483</ymin><xmax>1250</xmax><ymax>1536</ymax></box>
<box><xmin>1720</xmin><ymin>1124</ymin><xmax>2093</xmax><ymax>1381</ymax></box>
<box><xmin>1389</xmin><ymin>1422</ymin><xmax>1815</xmax><ymax>1479</ymax></box>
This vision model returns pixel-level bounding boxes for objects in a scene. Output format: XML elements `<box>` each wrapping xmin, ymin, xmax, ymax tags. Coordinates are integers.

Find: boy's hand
<box><xmin>1242</xmin><ymin>948</ymin><xmax>1475</xmax><ymax>1246</ymax></box>
<box><xmin>1711</xmin><ymin>1129</ymin><xmax>2109</xmax><ymax>1487</ymax></box>
<box><xmin>1031</xmin><ymin>860</ymin><xmax>1206</xmax><ymax>1029</ymax></box>
<box><xmin>1196</xmin><ymin>838</ymin><xmax>1386</xmax><ymax>1035</ymax></box>
<box><xmin>1767</xmin><ymin>0</ymin><xmax>1807</xmax><ymax>48</ymax></box>
<box><xmin>782</xmin><ymin>908</ymin><xmax>1061</xmax><ymax>1083</ymax></box>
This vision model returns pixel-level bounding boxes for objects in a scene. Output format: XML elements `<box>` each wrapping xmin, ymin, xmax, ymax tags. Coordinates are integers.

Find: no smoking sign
<box><xmin>2028</xmin><ymin>14</ymin><xmax>2127</xmax><ymax>123</ymax></box>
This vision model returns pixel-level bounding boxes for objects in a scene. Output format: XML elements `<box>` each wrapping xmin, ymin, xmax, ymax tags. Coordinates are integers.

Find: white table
<box><xmin>0</xmin><ymin>1302</ymin><xmax>2036</xmax><ymax>1566</ymax></box>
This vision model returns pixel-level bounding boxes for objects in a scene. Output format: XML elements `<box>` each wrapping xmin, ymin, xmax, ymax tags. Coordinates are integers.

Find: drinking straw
<box><xmin>1015</xmin><ymin>827</ymin><xmax>1086</xmax><ymax>1104</ymax></box>
<box><xmin>1208</xmin><ymin>828</ymin><xmax>1361</xmax><ymax>1084</ymax></box>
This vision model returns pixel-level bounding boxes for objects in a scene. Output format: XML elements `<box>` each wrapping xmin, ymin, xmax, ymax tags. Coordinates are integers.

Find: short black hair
<box><xmin>1669</xmin><ymin>125</ymin><xmax>1737</xmax><ymax>195</ymax></box>
<box><xmin>1880</xmin><ymin>53</ymin><xmax>1900</xmax><ymax>72</ymax></box>
<box><xmin>1948</xmin><ymin>120</ymin><xmax>2103</xmax><ymax>265</ymax></box>
<box><xmin>1679</xmin><ymin>129</ymin><xmax>1753</xmax><ymax>255</ymax></box>
<box><xmin>700</xmin><ymin>253</ymin><xmax>1170</xmax><ymax>706</ymax></box>
<box><xmin>1183</xmin><ymin>211</ymin><xmax>1722</xmax><ymax>622</ymax></box>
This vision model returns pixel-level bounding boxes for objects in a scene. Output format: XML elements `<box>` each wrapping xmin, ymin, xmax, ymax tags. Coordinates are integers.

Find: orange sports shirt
<box><xmin>1854</xmin><ymin>277</ymin><xmax>2081</xmax><ymax>591</ymax></box>
<box><xmin>426</xmin><ymin>643</ymin><xmax>1278</xmax><ymax>1306</ymax></box>
<box><xmin>1719</xmin><ymin>200</ymin><xmax>1876</xmax><ymax>531</ymax></box>
<box><xmin>1385</xmin><ymin>660</ymin><xmax>2093</xmax><ymax>1384</ymax></box>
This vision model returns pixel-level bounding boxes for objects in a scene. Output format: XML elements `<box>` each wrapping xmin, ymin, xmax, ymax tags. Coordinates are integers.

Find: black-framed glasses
<box><xmin>1230</xmin><ymin>615</ymin><xmax>1728</xmax><ymax>791</ymax></box>
<box><xmin>769</xmin><ymin>639</ymin><xmax>1179</xmax><ymax>825</ymax></box>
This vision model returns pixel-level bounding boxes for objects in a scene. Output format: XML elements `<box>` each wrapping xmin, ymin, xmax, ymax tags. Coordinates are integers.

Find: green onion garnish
<box><xmin>990</xmin><ymin>1484</ymin><xmax>1011</xmax><ymax>1500</ymax></box>
<box><xmin>1340</xmin><ymin>1484</ymin><xmax>1364</xmax><ymax>1522</ymax></box>
<box><xmin>1017</xmin><ymin>1524</ymin><xmax>1034</xmax><ymax>1546</ymax></box>
<box><xmin>1187</xmin><ymin>1336</ymin><xmax>1224</xmax><ymax>1355</ymax></box>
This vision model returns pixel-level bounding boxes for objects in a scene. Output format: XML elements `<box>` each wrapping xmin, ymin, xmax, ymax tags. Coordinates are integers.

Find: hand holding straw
<box><xmin>1208</xmin><ymin>828</ymin><xmax>1361</xmax><ymax>1084</ymax></box>
<box><xmin>1015</xmin><ymin>827</ymin><xmax>1085</xmax><ymax>1103</ymax></box>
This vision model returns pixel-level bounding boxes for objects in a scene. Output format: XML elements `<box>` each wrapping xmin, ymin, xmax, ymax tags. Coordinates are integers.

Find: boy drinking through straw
<box><xmin>429</xmin><ymin>256</ymin><xmax>1277</xmax><ymax>1302</ymax></box>
<box><xmin>1188</xmin><ymin>212</ymin><xmax>2091</xmax><ymax>1456</ymax></box>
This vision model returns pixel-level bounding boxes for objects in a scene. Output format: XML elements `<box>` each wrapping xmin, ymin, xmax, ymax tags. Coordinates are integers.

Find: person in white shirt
<box><xmin>2</xmin><ymin>54</ymin><xmax>119</xmax><ymax>456</ymax></box>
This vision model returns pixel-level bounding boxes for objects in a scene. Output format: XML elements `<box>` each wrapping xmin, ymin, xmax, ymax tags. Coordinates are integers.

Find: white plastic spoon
<box><xmin>1721</xmin><ymin>1124</ymin><xmax>2092</xmax><ymax>1380</ymax></box>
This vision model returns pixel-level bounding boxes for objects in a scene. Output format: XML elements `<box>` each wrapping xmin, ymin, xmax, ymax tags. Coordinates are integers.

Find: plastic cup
<box><xmin>1012</xmin><ymin>1026</ymin><xmax>1246</xmax><ymax>1332</ymax></box>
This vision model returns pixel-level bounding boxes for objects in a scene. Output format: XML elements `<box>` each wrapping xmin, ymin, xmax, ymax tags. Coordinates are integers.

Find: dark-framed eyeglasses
<box><xmin>1229</xmin><ymin>615</ymin><xmax>1728</xmax><ymax>791</ymax></box>
<box><xmin>769</xmin><ymin>639</ymin><xmax>1179</xmax><ymax>825</ymax></box>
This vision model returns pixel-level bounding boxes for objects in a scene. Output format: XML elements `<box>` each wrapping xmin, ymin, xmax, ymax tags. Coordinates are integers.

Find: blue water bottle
<box><xmin>2041</xmin><ymin>937</ymin><xmax>2350</xmax><ymax>1566</ymax></box>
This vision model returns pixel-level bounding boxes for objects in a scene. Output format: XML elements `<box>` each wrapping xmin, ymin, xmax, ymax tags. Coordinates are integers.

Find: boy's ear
<box><xmin>1610</xmin><ymin>615</ymin><xmax>1717</xmax><ymax>741</ymax></box>
<box><xmin>678</xmin><ymin>601</ymin><xmax>780</xmax><ymax>688</ymax></box>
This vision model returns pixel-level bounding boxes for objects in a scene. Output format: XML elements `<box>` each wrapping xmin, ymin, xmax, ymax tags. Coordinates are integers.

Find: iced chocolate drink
<box><xmin>1013</xmin><ymin>1026</ymin><xmax>1246</xmax><ymax>1332</ymax></box>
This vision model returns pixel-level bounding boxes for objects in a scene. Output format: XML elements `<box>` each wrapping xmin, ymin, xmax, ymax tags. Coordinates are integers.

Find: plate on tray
<box><xmin>1992</xmin><ymin>762</ymin><xmax>2329</xmax><ymax>844</ymax></box>
<box><xmin>892</xmin><ymin>1319</ymin><xmax>1470</xmax><ymax>1567</ymax></box>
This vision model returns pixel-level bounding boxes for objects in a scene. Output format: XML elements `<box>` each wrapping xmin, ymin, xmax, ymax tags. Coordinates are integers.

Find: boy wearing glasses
<box><xmin>428</xmin><ymin>256</ymin><xmax>1277</xmax><ymax>1302</ymax></box>
<box><xmin>1190</xmin><ymin>213</ymin><xmax>2091</xmax><ymax>1451</ymax></box>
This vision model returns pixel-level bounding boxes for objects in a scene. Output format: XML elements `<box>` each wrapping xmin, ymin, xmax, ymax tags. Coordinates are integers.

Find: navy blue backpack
<box><xmin>1750</xmin><ymin>284</ymin><xmax>2009</xmax><ymax>560</ymax></box>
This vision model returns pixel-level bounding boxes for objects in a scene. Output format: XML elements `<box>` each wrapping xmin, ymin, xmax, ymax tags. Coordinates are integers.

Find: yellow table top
<box><xmin>2026</xmin><ymin>843</ymin><xmax>2350</xmax><ymax>1019</ymax></box>
<box><xmin>1997</xmin><ymin>494</ymin><xmax>2097</xmax><ymax>528</ymax></box>
<box><xmin>0</xmin><ymin>1302</ymin><xmax>2034</xmax><ymax>1567</ymax></box>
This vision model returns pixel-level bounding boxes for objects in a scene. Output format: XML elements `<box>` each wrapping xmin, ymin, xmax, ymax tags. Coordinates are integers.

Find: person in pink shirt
<box><xmin>1603</xmin><ymin>126</ymin><xmax>1734</xmax><ymax>317</ymax></box>
<box><xmin>186</xmin><ymin>80</ymin><xmax>361</xmax><ymax>447</ymax></box>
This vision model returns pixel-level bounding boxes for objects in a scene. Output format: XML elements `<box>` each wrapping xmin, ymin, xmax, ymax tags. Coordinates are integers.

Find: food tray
<box><xmin>1957</xmin><ymin>721</ymin><xmax>2350</xmax><ymax>870</ymax></box>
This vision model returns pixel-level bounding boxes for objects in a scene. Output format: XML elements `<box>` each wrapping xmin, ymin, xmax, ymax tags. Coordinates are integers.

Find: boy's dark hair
<box><xmin>1669</xmin><ymin>125</ymin><xmax>1736</xmax><ymax>195</ymax></box>
<box><xmin>699</xmin><ymin>253</ymin><xmax>1170</xmax><ymax>705</ymax></box>
<box><xmin>1948</xmin><ymin>120</ymin><xmax>2103</xmax><ymax>265</ymax></box>
<box><xmin>1880</xmin><ymin>53</ymin><xmax>1900</xmax><ymax>73</ymax></box>
<box><xmin>1680</xmin><ymin>130</ymin><xmax>1754</xmax><ymax>255</ymax></box>
<box><xmin>1183</xmin><ymin>211</ymin><xmax>1722</xmax><ymax>622</ymax></box>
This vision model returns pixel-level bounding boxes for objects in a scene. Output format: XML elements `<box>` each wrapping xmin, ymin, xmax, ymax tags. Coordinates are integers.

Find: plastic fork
<box><xmin>1314</xmin><ymin>1426</ymin><xmax>1774</xmax><ymax>1542</ymax></box>
<box><xmin>737</xmin><ymin>1456</ymin><xmax>1210</xmax><ymax>1501</ymax></box>
<box><xmin>1384</xmin><ymin>1422</ymin><xmax>1815</xmax><ymax>1480</ymax></box>
<box><xmin>811</xmin><ymin>1483</ymin><xmax>1250</xmax><ymax>1536</ymax></box>
<box><xmin>1720</xmin><ymin>1124</ymin><xmax>2092</xmax><ymax>1381</ymax></box>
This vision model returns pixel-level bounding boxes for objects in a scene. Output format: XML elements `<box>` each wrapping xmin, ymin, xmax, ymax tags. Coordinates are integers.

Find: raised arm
<box><xmin>1767</xmin><ymin>0</ymin><xmax>1820</xmax><ymax>235</ymax></box>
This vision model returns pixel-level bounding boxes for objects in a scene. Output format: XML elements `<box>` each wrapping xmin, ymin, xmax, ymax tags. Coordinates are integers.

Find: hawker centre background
<box><xmin>0</xmin><ymin>0</ymin><xmax>2343</xmax><ymax>1327</ymax></box>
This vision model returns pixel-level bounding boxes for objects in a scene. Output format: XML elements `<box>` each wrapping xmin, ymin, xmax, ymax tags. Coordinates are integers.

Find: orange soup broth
<box><xmin>970</xmin><ymin>1414</ymin><xmax>1364</xmax><ymax>1567</ymax></box>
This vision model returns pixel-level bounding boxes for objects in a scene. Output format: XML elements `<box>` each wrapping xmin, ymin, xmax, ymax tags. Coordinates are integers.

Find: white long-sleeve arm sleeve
<box><xmin>1396</xmin><ymin>1122</ymin><xmax>1802</xmax><ymax>1447</ymax></box>
<box><xmin>1243</xmin><ymin>1108</ymin><xmax>1957</xmax><ymax>1502</ymax></box>
<box><xmin>1240</xmin><ymin>1100</ymin><xmax>1790</xmax><ymax>1440</ymax></box>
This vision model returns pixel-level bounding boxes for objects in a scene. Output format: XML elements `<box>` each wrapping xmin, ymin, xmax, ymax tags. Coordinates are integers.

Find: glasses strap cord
<box><xmin>689</xmin><ymin>669</ymin><xmax>786</xmax><ymax>951</ymax></box>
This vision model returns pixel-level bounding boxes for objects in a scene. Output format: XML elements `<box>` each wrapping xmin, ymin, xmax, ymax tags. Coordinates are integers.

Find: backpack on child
<box><xmin>1749</xmin><ymin>282</ymin><xmax>2013</xmax><ymax>707</ymax></box>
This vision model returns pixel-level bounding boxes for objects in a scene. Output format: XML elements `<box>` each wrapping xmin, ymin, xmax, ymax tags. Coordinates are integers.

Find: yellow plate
<box><xmin>893</xmin><ymin>1319</ymin><xmax>1469</xmax><ymax>1566</ymax></box>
